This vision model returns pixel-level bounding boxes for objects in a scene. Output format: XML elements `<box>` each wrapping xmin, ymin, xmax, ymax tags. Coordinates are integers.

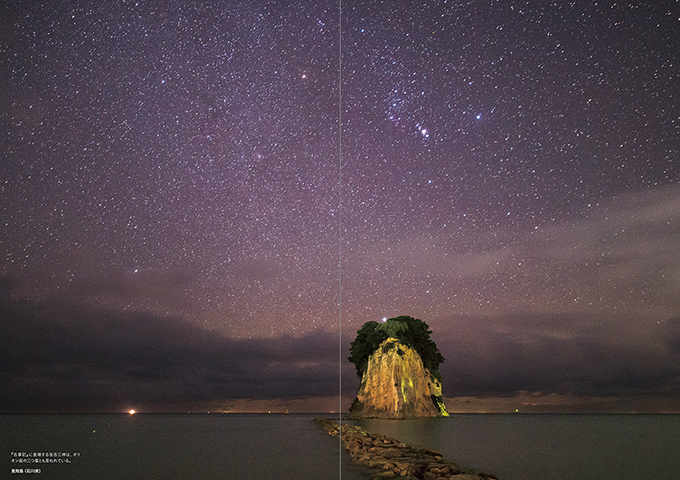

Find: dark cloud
<box><xmin>336</xmin><ymin>184</ymin><xmax>680</xmax><ymax>404</ymax></box>
<box><xmin>3</xmin><ymin>287</ymin><xmax>680</xmax><ymax>411</ymax></box>
<box><xmin>2</xmin><ymin>0</ymin><xmax>680</xmax><ymax>414</ymax></box>
<box><xmin>0</xmin><ymin>294</ymin><xmax>347</xmax><ymax>411</ymax></box>
<box><xmin>432</xmin><ymin>313</ymin><xmax>680</xmax><ymax>399</ymax></box>
<box><xmin>665</xmin><ymin>318</ymin><xmax>680</xmax><ymax>356</ymax></box>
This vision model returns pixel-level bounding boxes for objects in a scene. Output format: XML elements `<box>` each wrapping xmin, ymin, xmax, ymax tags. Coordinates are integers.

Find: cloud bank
<box><xmin>3</xmin><ymin>283</ymin><xmax>680</xmax><ymax>412</ymax></box>
<box><xmin>0</xmin><ymin>288</ymin><xmax>345</xmax><ymax>411</ymax></box>
<box><xmin>2</xmin><ymin>185</ymin><xmax>680</xmax><ymax>412</ymax></box>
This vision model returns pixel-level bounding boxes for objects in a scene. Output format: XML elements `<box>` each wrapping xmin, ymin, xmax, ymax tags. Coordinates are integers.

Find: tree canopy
<box><xmin>348</xmin><ymin>316</ymin><xmax>444</xmax><ymax>378</ymax></box>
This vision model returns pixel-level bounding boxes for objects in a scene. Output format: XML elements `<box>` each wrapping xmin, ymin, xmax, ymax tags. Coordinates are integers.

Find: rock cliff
<box><xmin>349</xmin><ymin>337</ymin><xmax>448</xmax><ymax>419</ymax></box>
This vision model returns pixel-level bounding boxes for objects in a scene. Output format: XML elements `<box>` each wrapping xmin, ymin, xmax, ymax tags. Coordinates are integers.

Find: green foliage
<box><xmin>382</xmin><ymin>318</ymin><xmax>408</xmax><ymax>338</ymax></box>
<box><xmin>348</xmin><ymin>321</ymin><xmax>388</xmax><ymax>376</ymax></box>
<box><xmin>349</xmin><ymin>397</ymin><xmax>364</xmax><ymax>413</ymax></box>
<box><xmin>348</xmin><ymin>316</ymin><xmax>444</xmax><ymax>377</ymax></box>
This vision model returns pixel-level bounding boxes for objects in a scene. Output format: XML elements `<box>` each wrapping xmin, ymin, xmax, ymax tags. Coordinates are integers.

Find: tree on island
<box><xmin>348</xmin><ymin>315</ymin><xmax>444</xmax><ymax>380</ymax></box>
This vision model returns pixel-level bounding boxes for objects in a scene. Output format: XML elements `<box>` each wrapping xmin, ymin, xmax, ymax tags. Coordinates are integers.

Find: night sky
<box><xmin>2</xmin><ymin>1</ymin><xmax>680</xmax><ymax>413</ymax></box>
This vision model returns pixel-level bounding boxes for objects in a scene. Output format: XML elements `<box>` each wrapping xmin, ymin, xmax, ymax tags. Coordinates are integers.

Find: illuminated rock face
<box><xmin>349</xmin><ymin>337</ymin><xmax>448</xmax><ymax>419</ymax></box>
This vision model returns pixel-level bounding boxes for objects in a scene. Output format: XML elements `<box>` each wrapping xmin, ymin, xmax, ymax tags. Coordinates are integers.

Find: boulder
<box><xmin>349</xmin><ymin>337</ymin><xmax>448</xmax><ymax>419</ymax></box>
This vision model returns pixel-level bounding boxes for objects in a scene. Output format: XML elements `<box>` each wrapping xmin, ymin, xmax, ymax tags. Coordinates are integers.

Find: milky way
<box><xmin>2</xmin><ymin>1</ymin><xmax>680</xmax><ymax>411</ymax></box>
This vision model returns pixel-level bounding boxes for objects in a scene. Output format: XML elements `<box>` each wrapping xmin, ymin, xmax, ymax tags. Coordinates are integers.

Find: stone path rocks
<box><xmin>314</xmin><ymin>418</ymin><xmax>502</xmax><ymax>480</ymax></box>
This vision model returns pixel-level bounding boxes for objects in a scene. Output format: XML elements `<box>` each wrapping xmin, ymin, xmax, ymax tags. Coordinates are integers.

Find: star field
<box><xmin>2</xmin><ymin>1</ymin><xmax>680</xmax><ymax>410</ymax></box>
<box><xmin>339</xmin><ymin>1</ymin><xmax>680</xmax><ymax>327</ymax></box>
<box><xmin>3</xmin><ymin>1</ymin><xmax>342</xmax><ymax>336</ymax></box>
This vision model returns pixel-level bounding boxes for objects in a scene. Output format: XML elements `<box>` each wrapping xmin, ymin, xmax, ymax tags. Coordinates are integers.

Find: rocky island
<box><xmin>348</xmin><ymin>316</ymin><xmax>448</xmax><ymax>419</ymax></box>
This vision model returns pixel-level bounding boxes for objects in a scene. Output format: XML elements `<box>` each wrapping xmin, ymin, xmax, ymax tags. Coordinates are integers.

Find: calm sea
<box><xmin>351</xmin><ymin>414</ymin><xmax>680</xmax><ymax>480</ymax></box>
<box><xmin>1</xmin><ymin>413</ymin><xmax>367</xmax><ymax>480</ymax></box>
<box><xmin>2</xmin><ymin>413</ymin><xmax>679</xmax><ymax>480</ymax></box>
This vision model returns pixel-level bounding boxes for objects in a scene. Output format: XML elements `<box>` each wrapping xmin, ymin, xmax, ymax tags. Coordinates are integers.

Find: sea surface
<box><xmin>351</xmin><ymin>414</ymin><xmax>680</xmax><ymax>480</ymax></box>
<box><xmin>1</xmin><ymin>413</ymin><xmax>367</xmax><ymax>480</ymax></box>
<box><xmin>2</xmin><ymin>413</ymin><xmax>679</xmax><ymax>480</ymax></box>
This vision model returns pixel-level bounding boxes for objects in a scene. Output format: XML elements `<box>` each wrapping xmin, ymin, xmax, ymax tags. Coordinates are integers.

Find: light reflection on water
<box><xmin>351</xmin><ymin>414</ymin><xmax>680</xmax><ymax>480</ymax></box>
<box><xmin>1</xmin><ymin>413</ymin><xmax>367</xmax><ymax>480</ymax></box>
<box><xmin>5</xmin><ymin>413</ymin><xmax>679</xmax><ymax>480</ymax></box>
